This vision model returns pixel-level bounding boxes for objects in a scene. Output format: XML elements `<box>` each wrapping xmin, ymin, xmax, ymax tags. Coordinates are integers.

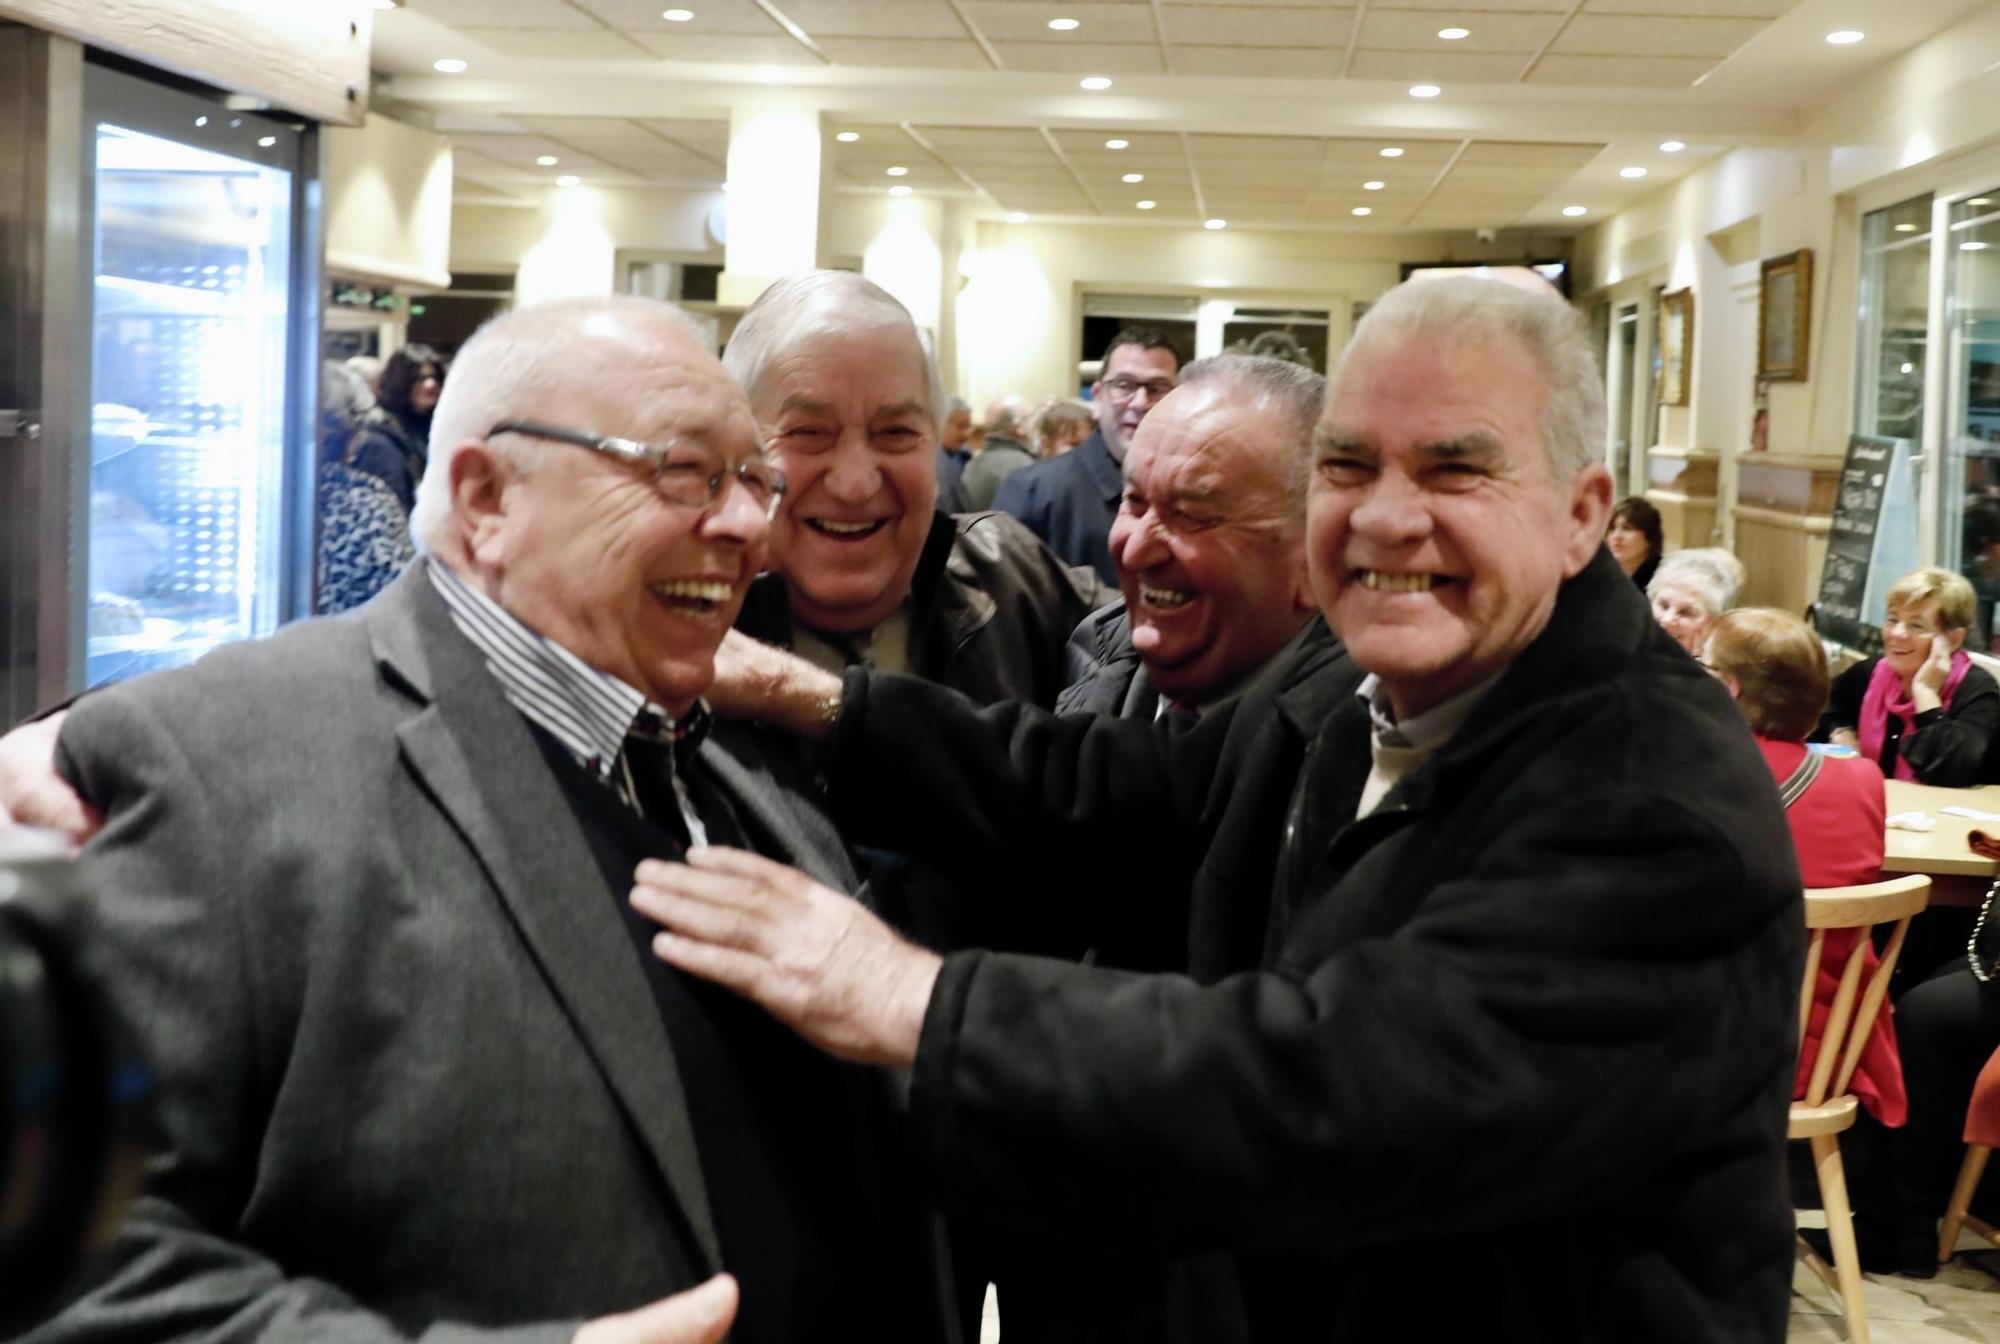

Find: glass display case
<box><xmin>86</xmin><ymin>123</ymin><xmax>296</xmax><ymax>685</ymax></box>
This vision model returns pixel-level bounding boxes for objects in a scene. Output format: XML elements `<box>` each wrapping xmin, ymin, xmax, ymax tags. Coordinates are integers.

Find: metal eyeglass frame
<box><xmin>489</xmin><ymin>420</ymin><xmax>788</xmax><ymax>520</ymax></box>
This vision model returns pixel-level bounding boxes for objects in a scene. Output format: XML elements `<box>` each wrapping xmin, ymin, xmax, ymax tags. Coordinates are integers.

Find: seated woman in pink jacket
<box><xmin>1705</xmin><ymin>607</ymin><xmax>1905</xmax><ymax>1127</ymax></box>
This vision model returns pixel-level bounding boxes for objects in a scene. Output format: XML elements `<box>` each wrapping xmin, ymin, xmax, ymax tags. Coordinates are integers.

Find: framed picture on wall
<box><xmin>1759</xmin><ymin>249</ymin><xmax>1813</xmax><ymax>381</ymax></box>
<box><xmin>1657</xmin><ymin>288</ymin><xmax>1693</xmax><ymax>406</ymax></box>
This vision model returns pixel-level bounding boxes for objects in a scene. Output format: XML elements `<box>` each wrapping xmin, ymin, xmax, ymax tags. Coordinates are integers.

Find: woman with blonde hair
<box><xmin>1821</xmin><ymin>566</ymin><xmax>1999</xmax><ymax>786</ymax></box>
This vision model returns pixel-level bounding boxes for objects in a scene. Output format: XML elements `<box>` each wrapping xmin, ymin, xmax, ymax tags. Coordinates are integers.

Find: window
<box><xmin>1942</xmin><ymin>189</ymin><xmax>2000</xmax><ymax>646</ymax></box>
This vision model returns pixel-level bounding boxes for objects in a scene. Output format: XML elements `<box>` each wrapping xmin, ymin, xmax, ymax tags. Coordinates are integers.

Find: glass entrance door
<box><xmin>82</xmin><ymin>63</ymin><xmax>313</xmax><ymax>686</ymax></box>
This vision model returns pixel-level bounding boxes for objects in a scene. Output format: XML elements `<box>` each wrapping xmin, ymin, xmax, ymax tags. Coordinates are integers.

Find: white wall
<box><xmin>1575</xmin><ymin>3</ymin><xmax>2000</xmax><ymax>465</ymax></box>
<box><xmin>326</xmin><ymin>114</ymin><xmax>453</xmax><ymax>290</ymax></box>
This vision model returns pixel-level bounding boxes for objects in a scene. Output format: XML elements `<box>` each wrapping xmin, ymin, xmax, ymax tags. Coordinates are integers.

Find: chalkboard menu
<box><xmin>1813</xmin><ymin>433</ymin><xmax>1919</xmax><ymax>655</ymax></box>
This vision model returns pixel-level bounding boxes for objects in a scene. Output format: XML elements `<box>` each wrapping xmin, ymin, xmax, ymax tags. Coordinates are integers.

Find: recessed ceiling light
<box><xmin>1962</xmin><ymin>240</ymin><xmax>1991</xmax><ymax>251</ymax></box>
<box><xmin>194</xmin><ymin>115</ymin><xmax>208</xmax><ymax>126</ymax></box>
<box><xmin>1826</xmin><ymin>30</ymin><xmax>1865</xmax><ymax>45</ymax></box>
<box><xmin>536</xmin><ymin>155</ymin><xmax>559</xmax><ymax>166</ymax></box>
<box><xmin>662</xmin><ymin>7</ymin><xmax>694</xmax><ymax>19</ymax></box>
<box><xmin>1136</xmin><ymin>200</ymin><xmax>1156</xmax><ymax>210</ymax></box>
<box><xmin>1080</xmin><ymin>76</ymin><xmax>1112</xmax><ymax>91</ymax></box>
<box><xmin>1660</xmin><ymin>140</ymin><xmax>1685</xmax><ymax>153</ymax></box>
<box><xmin>257</xmin><ymin>135</ymin><xmax>277</xmax><ymax>148</ymax></box>
<box><xmin>1438</xmin><ymin>27</ymin><xmax>1469</xmax><ymax>41</ymax></box>
<box><xmin>1048</xmin><ymin>17</ymin><xmax>1079</xmax><ymax>31</ymax></box>
<box><xmin>1620</xmin><ymin>166</ymin><xmax>1648</xmax><ymax>178</ymax></box>
<box><xmin>373</xmin><ymin>0</ymin><xmax>399</xmax><ymax>10</ymax></box>
<box><xmin>1006</xmin><ymin>211</ymin><xmax>1028</xmax><ymax>222</ymax></box>
<box><xmin>1893</xmin><ymin>222</ymin><xmax>1918</xmax><ymax>232</ymax></box>
<box><xmin>889</xmin><ymin>184</ymin><xmax>912</xmax><ymax>197</ymax></box>
<box><xmin>836</xmin><ymin>131</ymin><xmax>859</xmax><ymax>143</ymax></box>
<box><xmin>1351</xmin><ymin>206</ymin><xmax>1372</xmax><ymax>217</ymax></box>
<box><xmin>886</xmin><ymin>165</ymin><xmax>909</xmax><ymax>176</ymax></box>
<box><xmin>556</xmin><ymin>175</ymin><xmax>580</xmax><ymax>187</ymax></box>
<box><xmin>1122</xmin><ymin>172</ymin><xmax>1144</xmax><ymax>183</ymax></box>
<box><xmin>433</xmin><ymin>58</ymin><xmax>468</xmax><ymax>73</ymax></box>
<box><xmin>1363</xmin><ymin>180</ymin><xmax>1384</xmax><ymax>190</ymax></box>
<box><xmin>1105</xmin><ymin>138</ymin><xmax>1128</xmax><ymax>150</ymax></box>
<box><xmin>1563</xmin><ymin>205</ymin><xmax>1588</xmax><ymax>217</ymax></box>
<box><xmin>1380</xmin><ymin>146</ymin><xmax>1404</xmax><ymax>158</ymax></box>
<box><xmin>1409</xmin><ymin>84</ymin><xmax>1442</xmax><ymax>98</ymax></box>
<box><xmin>1204</xmin><ymin>218</ymin><xmax>1226</xmax><ymax>230</ymax></box>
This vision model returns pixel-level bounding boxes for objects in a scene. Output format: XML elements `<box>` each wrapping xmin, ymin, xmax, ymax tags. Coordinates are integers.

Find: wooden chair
<box><xmin>1937</xmin><ymin>1044</ymin><xmax>2000</xmax><ymax>1262</ymax></box>
<box><xmin>1793</xmin><ymin>875</ymin><xmax>1930</xmax><ymax>1344</ymax></box>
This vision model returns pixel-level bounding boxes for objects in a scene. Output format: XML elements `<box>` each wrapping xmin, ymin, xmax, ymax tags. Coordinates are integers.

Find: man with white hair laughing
<box><xmin>21</xmin><ymin>296</ymin><xmax>959</xmax><ymax>1344</ymax></box>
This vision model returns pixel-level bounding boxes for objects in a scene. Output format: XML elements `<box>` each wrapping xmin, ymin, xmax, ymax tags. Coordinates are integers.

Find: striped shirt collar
<box><xmin>427</xmin><ymin>559</ymin><xmax>710</xmax><ymax>783</ymax></box>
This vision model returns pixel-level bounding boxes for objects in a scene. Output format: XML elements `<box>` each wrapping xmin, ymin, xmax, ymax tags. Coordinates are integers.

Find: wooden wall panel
<box><xmin>0</xmin><ymin>0</ymin><xmax>370</xmax><ymax>125</ymax></box>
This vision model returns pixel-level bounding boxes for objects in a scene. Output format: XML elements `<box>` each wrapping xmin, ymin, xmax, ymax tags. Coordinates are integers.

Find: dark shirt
<box><xmin>991</xmin><ymin>429</ymin><xmax>1123</xmax><ymax>582</ymax></box>
<box><xmin>532</xmin><ymin>727</ymin><xmax>917</xmax><ymax>1344</ymax></box>
<box><xmin>1820</xmin><ymin>655</ymin><xmax>2000</xmax><ymax>785</ymax></box>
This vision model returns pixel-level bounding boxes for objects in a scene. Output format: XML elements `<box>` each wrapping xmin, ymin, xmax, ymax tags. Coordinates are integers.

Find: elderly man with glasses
<box><xmin>17</xmin><ymin>296</ymin><xmax>960</xmax><ymax>1344</ymax></box>
<box><xmin>994</xmin><ymin>326</ymin><xmax>1182</xmax><ymax>582</ymax></box>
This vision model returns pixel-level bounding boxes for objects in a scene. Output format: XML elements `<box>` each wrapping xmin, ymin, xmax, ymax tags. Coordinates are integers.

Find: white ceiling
<box><xmin>376</xmin><ymin>0</ymin><xmax>1994</xmax><ymax>236</ymax></box>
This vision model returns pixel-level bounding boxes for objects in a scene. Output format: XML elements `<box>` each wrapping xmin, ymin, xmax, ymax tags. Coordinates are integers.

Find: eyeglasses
<box><xmin>1100</xmin><ymin>375</ymin><xmax>1177</xmax><ymax>402</ymax></box>
<box><xmin>490</xmin><ymin>421</ymin><xmax>787</xmax><ymax>520</ymax></box>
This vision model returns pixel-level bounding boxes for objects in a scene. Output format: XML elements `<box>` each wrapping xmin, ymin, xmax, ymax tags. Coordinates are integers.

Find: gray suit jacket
<box><xmin>32</xmin><ymin>562</ymin><xmax>943</xmax><ymax>1344</ymax></box>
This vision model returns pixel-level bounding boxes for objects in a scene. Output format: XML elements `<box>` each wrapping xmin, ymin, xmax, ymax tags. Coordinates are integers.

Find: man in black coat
<box><xmin>632</xmin><ymin>275</ymin><xmax>1805</xmax><ymax>1341</ymax></box>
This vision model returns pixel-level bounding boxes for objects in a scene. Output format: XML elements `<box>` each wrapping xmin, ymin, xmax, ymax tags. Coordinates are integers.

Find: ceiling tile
<box><xmin>962</xmin><ymin>3</ymin><xmax>1157</xmax><ymax>43</ymax></box>
<box><xmin>1582</xmin><ymin>0</ymin><xmax>1793</xmax><ymax>15</ymax></box>
<box><xmin>1174</xmin><ymin>47</ymin><xmax>1342</xmax><ymax>77</ymax></box>
<box><xmin>916</xmin><ymin>126</ymin><xmax>1050</xmax><ymax>153</ymax></box>
<box><xmin>623</xmin><ymin>32</ymin><xmax>823</xmax><ymax>62</ymax></box>
<box><xmin>635</xmin><ymin>119</ymin><xmax>732</xmax><ymax>159</ymax></box>
<box><xmin>405</xmin><ymin>0</ymin><xmax>599</xmax><ymax>27</ymax></box>
<box><xmin>1348</xmin><ymin>48</ymin><xmax>1531</xmax><ymax>81</ymax></box>
<box><xmin>1160</xmin><ymin>5</ymin><xmax>1354</xmax><ymax>46</ymax></box>
<box><xmin>1349</xmin><ymin>0</ymin><xmax>1566</xmax><ymax>10</ymax></box>
<box><xmin>780</xmin><ymin>0</ymin><xmax>969</xmax><ymax>40</ymax></box>
<box><xmin>429</xmin><ymin>111</ymin><xmax>531</xmax><ymax>134</ymax></box>
<box><xmin>1553</xmin><ymin>14</ymin><xmax>1772</xmax><ymax>59</ymax></box>
<box><xmin>1355</xmin><ymin>9</ymin><xmax>1565</xmax><ymax>50</ymax></box>
<box><xmin>990</xmin><ymin>41</ymin><xmax>1164</xmax><ymax>72</ymax></box>
<box><xmin>1318</xmin><ymin>136</ymin><xmax>1459</xmax><ymax>165</ymax></box>
<box><xmin>506</xmin><ymin>116</ymin><xmax>664</xmax><ymax>142</ymax></box>
<box><xmin>459</xmin><ymin>29</ymin><xmax>644</xmax><ymax>59</ymax></box>
<box><xmin>1188</xmin><ymin>133</ymin><xmax>1323</xmax><ymax>162</ymax></box>
<box><xmin>570</xmin><ymin>0</ymin><xmax>784</xmax><ymax>34</ymax></box>
<box><xmin>818</xmin><ymin>37</ymin><xmax>993</xmax><ymax>67</ymax></box>
<box><xmin>1454</xmin><ymin>140</ymin><xmax>1603</xmax><ymax>169</ymax></box>
<box><xmin>1047</xmin><ymin>129</ymin><xmax>1183</xmax><ymax>154</ymax></box>
<box><xmin>1524</xmin><ymin>53</ymin><xmax>1718</xmax><ymax>86</ymax></box>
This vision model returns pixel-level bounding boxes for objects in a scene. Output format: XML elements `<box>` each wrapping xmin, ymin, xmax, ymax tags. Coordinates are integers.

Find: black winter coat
<box><xmin>827</xmin><ymin>549</ymin><xmax>1804</xmax><ymax>1342</ymax></box>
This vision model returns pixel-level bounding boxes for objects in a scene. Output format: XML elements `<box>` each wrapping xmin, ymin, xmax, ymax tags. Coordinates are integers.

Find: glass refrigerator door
<box><xmin>86</xmin><ymin>121</ymin><xmax>294</xmax><ymax>685</ymax></box>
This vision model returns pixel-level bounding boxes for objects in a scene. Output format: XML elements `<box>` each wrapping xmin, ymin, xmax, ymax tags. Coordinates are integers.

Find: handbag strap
<box><xmin>1777</xmin><ymin>748</ymin><xmax>1823</xmax><ymax>809</ymax></box>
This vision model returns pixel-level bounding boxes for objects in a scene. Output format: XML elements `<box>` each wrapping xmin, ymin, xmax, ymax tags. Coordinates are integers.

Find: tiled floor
<box><xmin>975</xmin><ymin>1226</ymin><xmax>2000</xmax><ymax>1342</ymax></box>
<box><xmin>1789</xmin><ymin>1219</ymin><xmax>2000</xmax><ymax>1342</ymax></box>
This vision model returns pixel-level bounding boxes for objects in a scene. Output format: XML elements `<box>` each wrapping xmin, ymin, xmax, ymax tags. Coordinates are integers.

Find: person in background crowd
<box><xmin>958</xmin><ymin>394</ymin><xmax>1036</xmax><ymax>512</ymax></box>
<box><xmin>640</xmin><ymin>274</ymin><xmax>1803</xmax><ymax>1342</ymax></box>
<box><xmin>1821</xmin><ymin>566</ymin><xmax>2000</xmax><ymax>787</ymax></box>
<box><xmin>1606</xmin><ymin>495</ymin><xmax>1663</xmax><ymax>591</ymax></box>
<box><xmin>347</xmin><ymin>343</ymin><xmax>446</xmax><ymax>514</ymax></box>
<box><xmin>1032</xmin><ymin>399</ymin><xmax>1093</xmax><ymax>458</ymax></box>
<box><xmin>994</xmin><ymin>327</ymin><xmax>1181</xmax><ymax>582</ymax></box>
<box><xmin>1705</xmin><ymin>608</ymin><xmax>1904</xmax><ymax>1127</ymax></box>
<box><xmin>1059</xmin><ymin>355</ymin><xmax>1327</xmax><ymax>723</ymax></box>
<box><xmin>934</xmin><ymin>395</ymin><xmax>972</xmax><ymax>514</ymax></box>
<box><xmin>1648</xmin><ymin>546</ymin><xmax>1740</xmax><ymax>658</ymax></box>
<box><xmin>15</xmin><ymin>295</ymin><xmax>960</xmax><ymax>1344</ymax></box>
<box><xmin>315</xmin><ymin>359</ymin><xmax>415</xmax><ymax>613</ymax></box>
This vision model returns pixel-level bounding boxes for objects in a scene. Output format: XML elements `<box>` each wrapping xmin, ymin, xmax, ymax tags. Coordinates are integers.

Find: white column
<box><xmin>719</xmin><ymin>94</ymin><xmax>825</xmax><ymax>309</ymax></box>
<box><xmin>1196</xmin><ymin>297</ymin><xmax>1234</xmax><ymax>360</ymax></box>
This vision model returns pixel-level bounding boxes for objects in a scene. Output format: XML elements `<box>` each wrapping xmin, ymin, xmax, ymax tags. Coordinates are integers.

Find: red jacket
<box><xmin>1762</xmin><ymin>739</ymin><xmax>1906</xmax><ymax>1126</ymax></box>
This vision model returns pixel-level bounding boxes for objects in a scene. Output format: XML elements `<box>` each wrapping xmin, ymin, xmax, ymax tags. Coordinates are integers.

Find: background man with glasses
<box><xmin>995</xmin><ymin>326</ymin><xmax>1181</xmax><ymax>582</ymax></box>
<box><xmin>22</xmin><ymin>296</ymin><xmax>959</xmax><ymax>1344</ymax></box>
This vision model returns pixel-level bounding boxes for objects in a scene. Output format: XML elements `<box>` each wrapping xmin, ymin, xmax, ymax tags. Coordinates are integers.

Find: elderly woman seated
<box><xmin>1705</xmin><ymin>608</ymin><xmax>1905</xmax><ymax>1132</ymax></box>
<box><xmin>1821</xmin><ymin>566</ymin><xmax>2000</xmax><ymax>787</ymax></box>
<box><xmin>1647</xmin><ymin>547</ymin><xmax>1742</xmax><ymax>658</ymax></box>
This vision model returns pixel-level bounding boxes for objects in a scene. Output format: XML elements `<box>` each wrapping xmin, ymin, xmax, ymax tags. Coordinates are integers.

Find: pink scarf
<box><xmin>1858</xmin><ymin>651</ymin><xmax>1970</xmax><ymax>781</ymax></box>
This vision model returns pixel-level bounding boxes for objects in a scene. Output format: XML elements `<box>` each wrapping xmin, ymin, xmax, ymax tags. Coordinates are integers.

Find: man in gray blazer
<box><xmin>24</xmin><ymin>297</ymin><xmax>955</xmax><ymax>1344</ymax></box>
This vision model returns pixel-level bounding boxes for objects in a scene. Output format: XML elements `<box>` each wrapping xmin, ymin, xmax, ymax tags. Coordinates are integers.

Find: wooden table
<box><xmin>1881</xmin><ymin>779</ymin><xmax>2000</xmax><ymax>905</ymax></box>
